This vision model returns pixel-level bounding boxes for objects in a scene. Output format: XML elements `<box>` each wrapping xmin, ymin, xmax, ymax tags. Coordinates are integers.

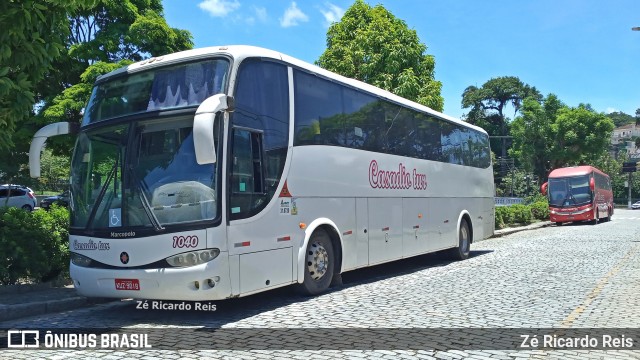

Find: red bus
<box><xmin>541</xmin><ymin>166</ymin><xmax>613</xmax><ymax>225</ymax></box>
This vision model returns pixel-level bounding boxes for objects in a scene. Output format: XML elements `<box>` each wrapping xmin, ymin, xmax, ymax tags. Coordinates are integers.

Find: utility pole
<box><xmin>629</xmin><ymin>172</ymin><xmax>633</xmax><ymax>209</ymax></box>
<box><xmin>490</xmin><ymin>135</ymin><xmax>513</xmax><ymax>179</ymax></box>
<box><xmin>510</xmin><ymin>170</ymin><xmax>514</xmax><ymax>197</ymax></box>
<box><xmin>623</xmin><ymin>160</ymin><xmax>639</xmax><ymax>208</ymax></box>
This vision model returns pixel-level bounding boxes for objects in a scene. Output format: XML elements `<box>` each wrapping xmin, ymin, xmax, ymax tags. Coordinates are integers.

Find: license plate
<box><xmin>115</xmin><ymin>278</ymin><xmax>140</xmax><ymax>291</ymax></box>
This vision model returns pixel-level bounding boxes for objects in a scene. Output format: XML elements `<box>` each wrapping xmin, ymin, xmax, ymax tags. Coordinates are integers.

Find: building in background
<box><xmin>611</xmin><ymin>124</ymin><xmax>640</xmax><ymax>159</ymax></box>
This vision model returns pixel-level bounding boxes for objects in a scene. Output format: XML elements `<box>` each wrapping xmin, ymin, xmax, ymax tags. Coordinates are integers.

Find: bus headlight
<box><xmin>165</xmin><ymin>249</ymin><xmax>220</xmax><ymax>267</ymax></box>
<box><xmin>71</xmin><ymin>253</ymin><xmax>93</xmax><ymax>267</ymax></box>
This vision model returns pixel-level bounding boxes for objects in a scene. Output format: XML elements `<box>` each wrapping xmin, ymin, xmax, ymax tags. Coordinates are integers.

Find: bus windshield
<box><xmin>548</xmin><ymin>175</ymin><xmax>592</xmax><ymax>207</ymax></box>
<box><xmin>70</xmin><ymin>117</ymin><xmax>219</xmax><ymax>231</ymax></box>
<box><xmin>82</xmin><ymin>58</ymin><xmax>229</xmax><ymax>125</ymax></box>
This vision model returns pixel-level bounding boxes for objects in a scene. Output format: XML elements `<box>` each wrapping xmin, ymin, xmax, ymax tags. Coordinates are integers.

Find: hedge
<box><xmin>495</xmin><ymin>200</ymin><xmax>549</xmax><ymax>230</ymax></box>
<box><xmin>0</xmin><ymin>205</ymin><xmax>69</xmax><ymax>285</ymax></box>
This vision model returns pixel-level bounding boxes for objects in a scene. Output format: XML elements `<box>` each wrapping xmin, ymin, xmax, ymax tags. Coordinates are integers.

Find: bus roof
<box><xmin>95</xmin><ymin>45</ymin><xmax>487</xmax><ymax>135</ymax></box>
<box><xmin>548</xmin><ymin>166</ymin><xmax>608</xmax><ymax>178</ymax></box>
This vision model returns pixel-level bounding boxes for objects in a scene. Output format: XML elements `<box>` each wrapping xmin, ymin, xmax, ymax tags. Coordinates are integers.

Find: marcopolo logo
<box><xmin>368</xmin><ymin>160</ymin><xmax>427</xmax><ymax>190</ymax></box>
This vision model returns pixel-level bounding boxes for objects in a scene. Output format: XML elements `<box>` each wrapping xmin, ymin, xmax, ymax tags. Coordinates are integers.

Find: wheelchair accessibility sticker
<box><xmin>109</xmin><ymin>208</ymin><xmax>122</xmax><ymax>227</ymax></box>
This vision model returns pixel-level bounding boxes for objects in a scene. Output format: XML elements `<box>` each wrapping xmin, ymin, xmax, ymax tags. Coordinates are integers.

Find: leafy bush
<box><xmin>494</xmin><ymin>207</ymin><xmax>503</xmax><ymax>229</ymax></box>
<box><xmin>494</xmin><ymin>206</ymin><xmax>508</xmax><ymax>229</ymax></box>
<box><xmin>494</xmin><ymin>198</ymin><xmax>549</xmax><ymax>229</ymax></box>
<box><xmin>499</xmin><ymin>206</ymin><xmax>515</xmax><ymax>225</ymax></box>
<box><xmin>0</xmin><ymin>206</ymin><xmax>69</xmax><ymax>285</ymax></box>
<box><xmin>530</xmin><ymin>201</ymin><xmax>549</xmax><ymax>220</ymax></box>
<box><xmin>524</xmin><ymin>193</ymin><xmax>548</xmax><ymax>205</ymax></box>
<box><xmin>511</xmin><ymin>204</ymin><xmax>532</xmax><ymax>224</ymax></box>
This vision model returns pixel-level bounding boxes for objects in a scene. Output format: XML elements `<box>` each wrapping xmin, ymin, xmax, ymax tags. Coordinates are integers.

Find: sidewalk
<box><xmin>492</xmin><ymin>220</ymin><xmax>553</xmax><ymax>237</ymax></box>
<box><xmin>0</xmin><ymin>222</ymin><xmax>551</xmax><ymax>323</ymax></box>
<box><xmin>0</xmin><ymin>283</ymin><xmax>114</xmax><ymax>323</ymax></box>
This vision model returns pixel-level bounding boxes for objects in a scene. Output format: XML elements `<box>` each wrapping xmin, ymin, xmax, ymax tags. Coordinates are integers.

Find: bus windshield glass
<box><xmin>70</xmin><ymin>117</ymin><xmax>219</xmax><ymax>231</ymax></box>
<box><xmin>548</xmin><ymin>175</ymin><xmax>592</xmax><ymax>207</ymax></box>
<box><xmin>82</xmin><ymin>59</ymin><xmax>229</xmax><ymax>125</ymax></box>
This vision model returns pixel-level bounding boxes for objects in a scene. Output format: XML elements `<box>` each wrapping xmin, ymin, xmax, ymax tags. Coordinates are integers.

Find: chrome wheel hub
<box><xmin>307</xmin><ymin>242</ymin><xmax>329</xmax><ymax>281</ymax></box>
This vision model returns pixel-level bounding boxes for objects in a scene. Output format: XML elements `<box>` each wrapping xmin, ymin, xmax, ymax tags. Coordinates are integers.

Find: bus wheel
<box><xmin>591</xmin><ymin>209</ymin><xmax>599</xmax><ymax>225</ymax></box>
<box><xmin>297</xmin><ymin>229</ymin><xmax>334</xmax><ymax>295</ymax></box>
<box><xmin>448</xmin><ymin>220</ymin><xmax>470</xmax><ymax>260</ymax></box>
<box><xmin>556</xmin><ymin>222</ymin><xmax>562</xmax><ymax>226</ymax></box>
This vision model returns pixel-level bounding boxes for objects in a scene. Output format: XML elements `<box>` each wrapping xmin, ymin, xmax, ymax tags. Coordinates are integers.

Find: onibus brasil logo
<box><xmin>6</xmin><ymin>330</ymin><xmax>151</xmax><ymax>349</ymax></box>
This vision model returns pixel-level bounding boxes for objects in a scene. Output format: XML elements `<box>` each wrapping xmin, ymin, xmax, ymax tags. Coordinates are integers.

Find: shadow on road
<box><xmin>339</xmin><ymin>249</ymin><xmax>493</xmax><ymax>289</ymax></box>
<box><xmin>80</xmin><ymin>248</ymin><xmax>494</xmax><ymax>329</ymax></box>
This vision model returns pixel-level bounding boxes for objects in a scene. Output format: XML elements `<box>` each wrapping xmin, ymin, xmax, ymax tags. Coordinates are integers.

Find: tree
<box><xmin>68</xmin><ymin>0</ymin><xmax>193</xmax><ymax>64</ymax></box>
<box><xmin>509</xmin><ymin>95</ymin><xmax>561</xmax><ymax>182</ymax></box>
<box><xmin>0</xmin><ymin>1</ymin><xmax>194</xmax><ymax>186</ymax></box>
<box><xmin>551</xmin><ymin>104</ymin><xmax>615</xmax><ymax>168</ymax></box>
<box><xmin>510</xmin><ymin>95</ymin><xmax>615</xmax><ymax>182</ymax></box>
<box><xmin>38</xmin><ymin>149</ymin><xmax>71</xmax><ymax>192</ymax></box>
<box><xmin>606</xmin><ymin>111</ymin><xmax>635</xmax><ymax>127</ymax></box>
<box><xmin>36</xmin><ymin>0</ymin><xmax>194</xmax><ymax>132</ymax></box>
<box><xmin>0</xmin><ymin>0</ymin><xmax>93</xmax><ymax>151</ymax></box>
<box><xmin>316</xmin><ymin>0</ymin><xmax>443</xmax><ymax>111</ymax></box>
<box><xmin>497</xmin><ymin>168</ymin><xmax>536</xmax><ymax>198</ymax></box>
<box><xmin>461</xmin><ymin>76</ymin><xmax>542</xmax><ymax>167</ymax></box>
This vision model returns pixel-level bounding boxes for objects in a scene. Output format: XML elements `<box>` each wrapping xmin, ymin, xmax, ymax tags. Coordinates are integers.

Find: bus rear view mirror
<box><xmin>589</xmin><ymin>177</ymin><xmax>595</xmax><ymax>191</ymax></box>
<box><xmin>29</xmin><ymin>122</ymin><xmax>78</xmax><ymax>178</ymax></box>
<box><xmin>540</xmin><ymin>182</ymin><xmax>548</xmax><ymax>196</ymax></box>
<box><xmin>193</xmin><ymin>94</ymin><xmax>232</xmax><ymax>164</ymax></box>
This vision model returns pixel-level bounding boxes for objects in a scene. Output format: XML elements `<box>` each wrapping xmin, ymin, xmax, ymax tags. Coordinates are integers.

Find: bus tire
<box><xmin>296</xmin><ymin>229</ymin><xmax>334</xmax><ymax>296</ymax></box>
<box><xmin>448</xmin><ymin>219</ymin><xmax>470</xmax><ymax>260</ymax></box>
<box><xmin>556</xmin><ymin>222</ymin><xmax>562</xmax><ymax>226</ymax></box>
<box><xmin>591</xmin><ymin>209</ymin><xmax>599</xmax><ymax>225</ymax></box>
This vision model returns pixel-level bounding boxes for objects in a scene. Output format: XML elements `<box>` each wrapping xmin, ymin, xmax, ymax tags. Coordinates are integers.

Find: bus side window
<box><xmin>231</xmin><ymin>58</ymin><xmax>289</xmax><ymax>220</ymax></box>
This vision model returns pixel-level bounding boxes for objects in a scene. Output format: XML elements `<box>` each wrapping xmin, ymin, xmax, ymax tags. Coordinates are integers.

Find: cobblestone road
<box><xmin>2</xmin><ymin>210</ymin><xmax>640</xmax><ymax>359</ymax></box>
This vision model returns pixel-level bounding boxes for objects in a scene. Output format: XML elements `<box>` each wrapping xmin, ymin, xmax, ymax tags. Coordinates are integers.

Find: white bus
<box><xmin>29</xmin><ymin>46</ymin><xmax>494</xmax><ymax>300</ymax></box>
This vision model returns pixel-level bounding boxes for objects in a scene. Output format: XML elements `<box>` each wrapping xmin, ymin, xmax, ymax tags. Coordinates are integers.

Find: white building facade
<box><xmin>611</xmin><ymin>124</ymin><xmax>640</xmax><ymax>159</ymax></box>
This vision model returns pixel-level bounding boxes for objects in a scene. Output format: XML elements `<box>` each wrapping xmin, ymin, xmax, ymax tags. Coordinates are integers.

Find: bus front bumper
<box><xmin>70</xmin><ymin>254</ymin><xmax>232</xmax><ymax>301</ymax></box>
<box><xmin>549</xmin><ymin>206</ymin><xmax>593</xmax><ymax>223</ymax></box>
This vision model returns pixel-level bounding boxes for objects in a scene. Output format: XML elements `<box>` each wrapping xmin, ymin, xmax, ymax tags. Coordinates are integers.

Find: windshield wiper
<box><xmin>85</xmin><ymin>156</ymin><xmax>119</xmax><ymax>231</ymax></box>
<box><xmin>128</xmin><ymin>165</ymin><xmax>164</xmax><ymax>232</ymax></box>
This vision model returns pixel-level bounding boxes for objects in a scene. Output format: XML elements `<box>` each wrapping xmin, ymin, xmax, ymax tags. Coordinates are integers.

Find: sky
<box><xmin>162</xmin><ymin>0</ymin><xmax>640</xmax><ymax>121</ymax></box>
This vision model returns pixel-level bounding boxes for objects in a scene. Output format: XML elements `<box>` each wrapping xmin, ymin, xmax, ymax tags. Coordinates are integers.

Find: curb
<box><xmin>491</xmin><ymin>221</ymin><xmax>553</xmax><ymax>238</ymax></box>
<box><xmin>0</xmin><ymin>296</ymin><xmax>116</xmax><ymax>323</ymax></box>
<box><xmin>0</xmin><ymin>280</ymin><xmax>70</xmax><ymax>295</ymax></box>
